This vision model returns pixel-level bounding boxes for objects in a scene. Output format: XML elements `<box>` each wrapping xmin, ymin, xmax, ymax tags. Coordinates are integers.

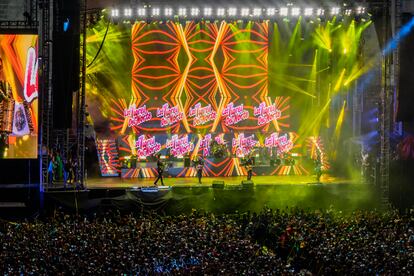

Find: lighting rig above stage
<box><xmin>108</xmin><ymin>4</ymin><xmax>369</xmax><ymax>22</ymax></box>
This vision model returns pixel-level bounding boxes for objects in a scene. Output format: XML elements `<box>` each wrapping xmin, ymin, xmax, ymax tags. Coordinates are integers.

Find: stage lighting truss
<box><xmin>110</xmin><ymin>5</ymin><xmax>369</xmax><ymax>21</ymax></box>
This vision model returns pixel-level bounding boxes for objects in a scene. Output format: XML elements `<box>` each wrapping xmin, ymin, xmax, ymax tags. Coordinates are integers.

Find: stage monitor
<box><xmin>0</xmin><ymin>34</ymin><xmax>38</xmax><ymax>159</ymax></box>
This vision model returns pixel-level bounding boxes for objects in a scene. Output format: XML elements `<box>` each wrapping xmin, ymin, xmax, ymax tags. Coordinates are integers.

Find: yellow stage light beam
<box><xmin>334</xmin><ymin>68</ymin><xmax>346</xmax><ymax>92</ymax></box>
<box><xmin>331</xmin><ymin>100</ymin><xmax>346</xmax><ymax>160</ymax></box>
<box><xmin>297</xmin><ymin>99</ymin><xmax>331</xmax><ymax>144</ymax></box>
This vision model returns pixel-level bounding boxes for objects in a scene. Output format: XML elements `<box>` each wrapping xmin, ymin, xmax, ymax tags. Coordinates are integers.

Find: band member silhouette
<box><xmin>195</xmin><ymin>156</ymin><xmax>204</xmax><ymax>184</ymax></box>
<box><xmin>245</xmin><ymin>154</ymin><xmax>254</xmax><ymax>181</ymax></box>
<box><xmin>314</xmin><ymin>152</ymin><xmax>323</xmax><ymax>183</ymax></box>
<box><xmin>154</xmin><ymin>154</ymin><xmax>164</xmax><ymax>186</ymax></box>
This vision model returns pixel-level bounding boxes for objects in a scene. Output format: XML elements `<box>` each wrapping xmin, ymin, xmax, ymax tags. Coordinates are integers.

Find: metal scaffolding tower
<box><xmin>76</xmin><ymin>0</ymin><xmax>87</xmax><ymax>188</ymax></box>
<box><xmin>39</xmin><ymin>0</ymin><xmax>53</xmax><ymax>191</ymax></box>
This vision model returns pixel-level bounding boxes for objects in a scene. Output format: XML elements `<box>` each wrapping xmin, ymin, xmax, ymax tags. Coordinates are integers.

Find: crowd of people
<box><xmin>0</xmin><ymin>208</ymin><xmax>413</xmax><ymax>274</ymax></box>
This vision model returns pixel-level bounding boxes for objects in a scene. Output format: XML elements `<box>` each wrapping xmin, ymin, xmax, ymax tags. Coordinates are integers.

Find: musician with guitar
<box><xmin>154</xmin><ymin>154</ymin><xmax>165</xmax><ymax>186</ymax></box>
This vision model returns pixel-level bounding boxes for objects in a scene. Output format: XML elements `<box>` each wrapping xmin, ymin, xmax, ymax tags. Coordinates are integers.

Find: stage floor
<box><xmin>84</xmin><ymin>175</ymin><xmax>353</xmax><ymax>189</ymax></box>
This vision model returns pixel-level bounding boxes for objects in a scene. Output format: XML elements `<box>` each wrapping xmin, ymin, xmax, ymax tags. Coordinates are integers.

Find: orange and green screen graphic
<box><xmin>0</xmin><ymin>34</ymin><xmax>38</xmax><ymax>159</ymax></box>
<box><xmin>86</xmin><ymin>18</ymin><xmax>372</xmax><ymax>160</ymax></box>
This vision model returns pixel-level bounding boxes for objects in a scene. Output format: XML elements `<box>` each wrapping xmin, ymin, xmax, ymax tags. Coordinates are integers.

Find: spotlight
<box><xmin>124</xmin><ymin>8</ymin><xmax>132</xmax><ymax>17</ymax></box>
<box><xmin>190</xmin><ymin>8</ymin><xmax>199</xmax><ymax>17</ymax></box>
<box><xmin>266</xmin><ymin>8</ymin><xmax>276</xmax><ymax>17</ymax></box>
<box><xmin>252</xmin><ymin>8</ymin><xmax>262</xmax><ymax>17</ymax></box>
<box><xmin>279</xmin><ymin>7</ymin><xmax>288</xmax><ymax>17</ymax></box>
<box><xmin>151</xmin><ymin>8</ymin><xmax>160</xmax><ymax>17</ymax></box>
<box><xmin>345</xmin><ymin>9</ymin><xmax>352</xmax><ymax>16</ymax></box>
<box><xmin>331</xmin><ymin>7</ymin><xmax>340</xmax><ymax>15</ymax></box>
<box><xmin>111</xmin><ymin>9</ymin><xmax>119</xmax><ymax>17</ymax></box>
<box><xmin>304</xmin><ymin>8</ymin><xmax>313</xmax><ymax>16</ymax></box>
<box><xmin>137</xmin><ymin>8</ymin><xmax>146</xmax><ymax>17</ymax></box>
<box><xmin>356</xmin><ymin>6</ymin><xmax>365</xmax><ymax>14</ymax></box>
<box><xmin>179</xmin><ymin>8</ymin><xmax>187</xmax><ymax>17</ymax></box>
<box><xmin>291</xmin><ymin>7</ymin><xmax>300</xmax><ymax>16</ymax></box>
<box><xmin>228</xmin><ymin>7</ymin><xmax>237</xmax><ymax>17</ymax></box>
<box><xmin>204</xmin><ymin>7</ymin><xmax>212</xmax><ymax>17</ymax></box>
<box><xmin>164</xmin><ymin>8</ymin><xmax>173</xmax><ymax>17</ymax></box>
<box><xmin>241</xmin><ymin>8</ymin><xmax>250</xmax><ymax>17</ymax></box>
<box><xmin>316</xmin><ymin>8</ymin><xmax>325</xmax><ymax>16</ymax></box>
<box><xmin>217</xmin><ymin>8</ymin><xmax>225</xmax><ymax>17</ymax></box>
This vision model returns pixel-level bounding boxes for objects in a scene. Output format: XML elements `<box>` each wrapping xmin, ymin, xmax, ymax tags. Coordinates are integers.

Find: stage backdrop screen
<box><xmin>86</xmin><ymin>19</ymin><xmax>375</xmax><ymax>173</ymax></box>
<box><xmin>0</xmin><ymin>34</ymin><xmax>38</xmax><ymax>159</ymax></box>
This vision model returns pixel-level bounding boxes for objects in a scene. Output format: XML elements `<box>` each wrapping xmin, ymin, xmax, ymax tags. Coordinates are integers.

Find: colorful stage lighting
<box><xmin>291</xmin><ymin>7</ymin><xmax>300</xmax><ymax>17</ymax></box>
<box><xmin>111</xmin><ymin>9</ymin><xmax>119</xmax><ymax>17</ymax></box>
<box><xmin>304</xmin><ymin>8</ymin><xmax>313</xmax><ymax>16</ymax></box>
<box><xmin>280</xmin><ymin>7</ymin><xmax>288</xmax><ymax>17</ymax></box>
<box><xmin>241</xmin><ymin>8</ymin><xmax>250</xmax><ymax>17</ymax></box>
<box><xmin>228</xmin><ymin>7</ymin><xmax>237</xmax><ymax>17</ymax></box>
<box><xmin>252</xmin><ymin>8</ymin><xmax>262</xmax><ymax>17</ymax></box>
<box><xmin>137</xmin><ymin>8</ymin><xmax>146</xmax><ymax>17</ymax></box>
<box><xmin>345</xmin><ymin>9</ymin><xmax>352</xmax><ymax>16</ymax></box>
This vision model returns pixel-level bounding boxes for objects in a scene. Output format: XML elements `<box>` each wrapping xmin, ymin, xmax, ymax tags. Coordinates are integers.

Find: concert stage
<box><xmin>84</xmin><ymin>175</ymin><xmax>348</xmax><ymax>189</ymax></box>
<box><xmin>43</xmin><ymin>175</ymin><xmax>382</xmax><ymax>216</ymax></box>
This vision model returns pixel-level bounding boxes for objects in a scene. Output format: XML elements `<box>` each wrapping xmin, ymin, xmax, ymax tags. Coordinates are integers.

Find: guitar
<box><xmin>245</xmin><ymin>164</ymin><xmax>253</xmax><ymax>171</ymax></box>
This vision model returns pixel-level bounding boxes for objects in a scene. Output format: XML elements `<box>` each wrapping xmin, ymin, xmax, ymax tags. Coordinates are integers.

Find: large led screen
<box><xmin>0</xmin><ymin>34</ymin><xmax>38</xmax><ymax>159</ymax></box>
<box><xmin>86</xmin><ymin>18</ymin><xmax>376</xmax><ymax>175</ymax></box>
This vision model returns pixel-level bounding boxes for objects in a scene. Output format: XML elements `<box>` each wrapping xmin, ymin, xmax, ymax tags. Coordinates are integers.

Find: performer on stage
<box><xmin>314</xmin><ymin>152</ymin><xmax>323</xmax><ymax>183</ymax></box>
<box><xmin>154</xmin><ymin>154</ymin><xmax>164</xmax><ymax>186</ymax></box>
<box><xmin>195</xmin><ymin>156</ymin><xmax>204</xmax><ymax>184</ymax></box>
<box><xmin>245</xmin><ymin>154</ymin><xmax>254</xmax><ymax>181</ymax></box>
<box><xmin>361</xmin><ymin>149</ymin><xmax>369</xmax><ymax>183</ymax></box>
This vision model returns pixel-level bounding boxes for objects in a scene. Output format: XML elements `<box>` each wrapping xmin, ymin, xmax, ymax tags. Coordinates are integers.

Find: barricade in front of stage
<box><xmin>43</xmin><ymin>184</ymin><xmax>258</xmax><ymax>215</ymax></box>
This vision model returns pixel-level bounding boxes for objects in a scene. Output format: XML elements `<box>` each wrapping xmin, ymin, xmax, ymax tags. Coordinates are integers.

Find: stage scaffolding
<box><xmin>35</xmin><ymin>0</ymin><xmax>400</xmax><ymax>205</ymax></box>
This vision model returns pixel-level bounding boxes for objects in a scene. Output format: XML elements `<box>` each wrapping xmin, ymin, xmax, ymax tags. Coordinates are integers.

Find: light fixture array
<box><xmin>110</xmin><ymin>5</ymin><xmax>368</xmax><ymax>20</ymax></box>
